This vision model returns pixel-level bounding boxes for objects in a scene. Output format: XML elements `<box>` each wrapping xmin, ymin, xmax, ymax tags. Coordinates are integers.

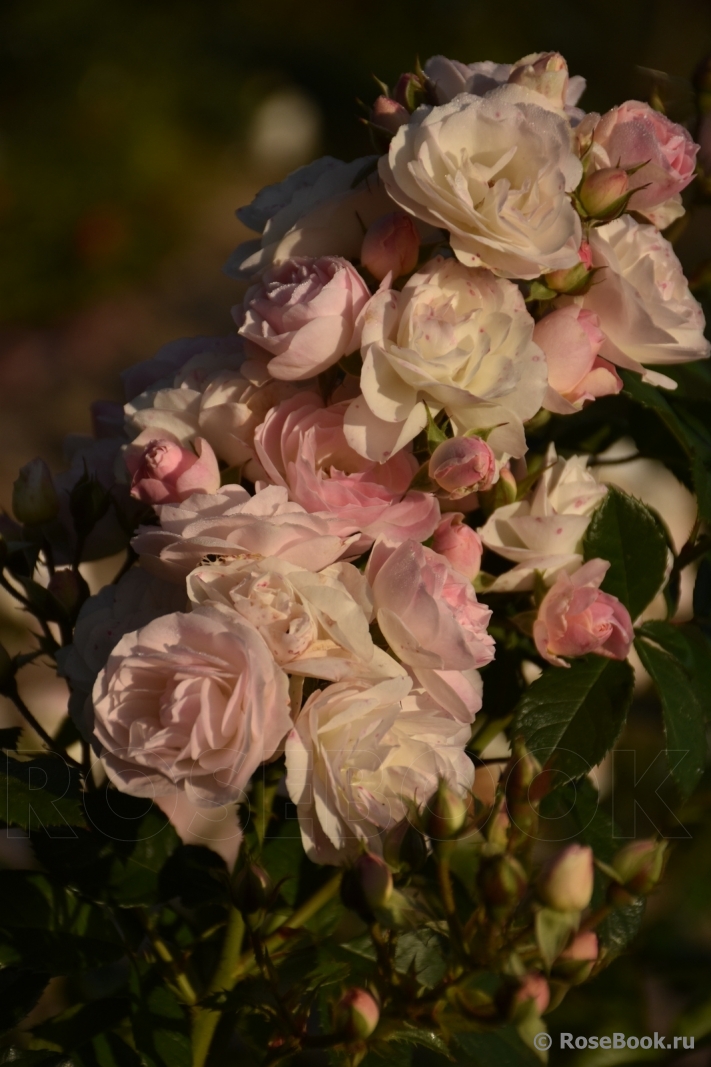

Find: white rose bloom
<box><xmin>285</xmin><ymin>676</ymin><xmax>474</xmax><ymax>864</ymax></box>
<box><xmin>566</xmin><ymin>216</ymin><xmax>710</xmax><ymax>388</ymax></box>
<box><xmin>344</xmin><ymin>256</ymin><xmax>547</xmax><ymax>462</ymax></box>
<box><xmin>187</xmin><ymin>556</ymin><xmax>404</xmax><ymax>683</ymax></box>
<box><xmin>126</xmin><ymin>352</ymin><xmax>302</xmax><ymax>480</ymax></box>
<box><xmin>378</xmin><ymin>85</ymin><xmax>583</xmax><ymax>279</ymax></box>
<box><xmin>479</xmin><ymin>446</ymin><xmax>607</xmax><ymax>591</ymax></box>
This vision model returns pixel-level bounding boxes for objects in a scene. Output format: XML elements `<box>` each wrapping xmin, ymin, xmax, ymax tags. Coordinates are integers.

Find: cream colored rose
<box><xmin>285</xmin><ymin>675</ymin><xmax>474</xmax><ymax>864</ymax></box>
<box><xmin>479</xmin><ymin>446</ymin><xmax>607</xmax><ymax>591</ymax></box>
<box><xmin>379</xmin><ymin>85</ymin><xmax>582</xmax><ymax>279</ymax></box>
<box><xmin>344</xmin><ymin>256</ymin><xmax>547</xmax><ymax>462</ymax></box>
<box><xmin>187</xmin><ymin>555</ymin><xmax>404</xmax><ymax>683</ymax></box>
<box><xmin>565</xmin><ymin>216</ymin><xmax>709</xmax><ymax>387</ymax></box>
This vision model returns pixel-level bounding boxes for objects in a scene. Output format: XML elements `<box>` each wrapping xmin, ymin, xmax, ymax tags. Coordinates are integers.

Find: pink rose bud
<box><xmin>514</xmin><ymin>972</ymin><xmax>550</xmax><ymax>1015</ymax></box>
<box><xmin>429</xmin><ymin>436</ymin><xmax>496</xmax><ymax>497</ymax></box>
<box><xmin>334</xmin><ymin>988</ymin><xmax>380</xmax><ymax>1040</ymax></box>
<box><xmin>555</xmin><ymin>931</ymin><xmax>599</xmax><ymax>984</ymax></box>
<box><xmin>12</xmin><ymin>459</ymin><xmax>60</xmax><ymax>525</ymax></box>
<box><xmin>126</xmin><ymin>435</ymin><xmax>221</xmax><ymax>505</ymax></box>
<box><xmin>538</xmin><ymin>844</ymin><xmax>594</xmax><ymax>912</ymax></box>
<box><xmin>579</xmin><ymin>240</ymin><xmax>593</xmax><ymax>270</ymax></box>
<box><xmin>543</xmin><ymin>241</ymin><xmax>593</xmax><ymax>293</ymax></box>
<box><xmin>479</xmin><ymin>854</ymin><xmax>527</xmax><ymax>917</ymax></box>
<box><xmin>508</xmin><ymin>51</ymin><xmax>569</xmax><ymax>108</ymax></box>
<box><xmin>498</xmin><ymin>465</ymin><xmax>517</xmax><ymax>504</ymax></box>
<box><xmin>361</xmin><ymin>212</ymin><xmax>420</xmax><ymax>281</ymax></box>
<box><xmin>47</xmin><ymin>568</ymin><xmax>89</xmax><ymax>619</ymax></box>
<box><xmin>233</xmin><ymin>862</ymin><xmax>271</xmax><ymax>914</ymax></box>
<box><xmin>591</xmin><ymin>101</ymin><xmax>698</xmax><ymax>213</ymax></box>
<box><xmin>392</xmin><ymin>72</ymin><xmax>423</xmax><ymax>109</ymax></box>
<box><xmin>612</xmin><ymin>839</ymin><xmax>667</xmax><ymax>896</ymax></box>
<box><xmin>535</xmin><ymin>306</ymin><xmax>622</xmax><ymax>413</ymax></box>
<box><xmin>370</xmin><ymin>95</ymin><xmax>410</xmax><ymax>135</ymax></box>
<box><xmin>353</xmin><ymin>852</ymin><xmax>393</xmax><ymax>911</ymax></box>
<box><xmin>579</xmin><ymin>167</ymin><xmax>630</xmax><ymax>218</ymax></box>
<box><xmin>533</xmin><ymin>559</ymin><xmax>634</xmax><ymax>667</ymax></box>
<box><xmin>432</xmin><ymin>513</ymin><xmax>482</xmax><ymax>580</ymax></box>
<box><xmin>423</xmin><ymin>780</ymin><xmax>468</xmax><ymax>840</ymax></box>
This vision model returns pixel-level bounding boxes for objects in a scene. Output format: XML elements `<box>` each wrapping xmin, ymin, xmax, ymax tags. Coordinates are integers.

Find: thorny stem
<box><xmin>8</xmin><ymin>685</ymin><xmax>81</xmax><ymax>769</ymax></box>
<box><xmin>191</xmin><ymin>905</ymin><xmax>246</xmax><ymax>1067</ymax></box>
<box><xmin>146</xmin><ymin>926</ymin><xmax>199</xmax><ymax>1007</ymax></box>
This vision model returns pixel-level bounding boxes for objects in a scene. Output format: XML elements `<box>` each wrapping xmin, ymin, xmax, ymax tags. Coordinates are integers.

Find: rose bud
<box><xmin>429</xmin><ymin>436</ymin><xmax>496</xmax><ymax>498</ymax></box>
<box><xmin>432</xmin><ymin>514</ymin><xmax>482</xmax><ymax>580</ymax></box>
<box><xmin>533</xmin><ymin>559</ymin><xmax>634</xmax><ymax>667</ymax></box>
<box><xmin>361</xmin><ymin>211</ymin><xmax>420</xmax><ymax>281</ymax></box>
<box><xmin>578</xmin><ymin>167</ymin><xmax>630</xmax><ymax>219</ymax></box>
<box><xmin>611</xmin><ymin>839</ymin><xmax>667</xmax><ymax>898</ymax></box>
<box><xmin>543</xmin><ymin>241</ymin><xmax>593</xmax><ymax>294</ymax></box>
<box><xmin>535</xmin><ymin>306</ymin><xmax>622</xmax><ymax>414</ymax></box>
<box><xmin>538</xmin><ymin>844</ymin><xmax>594</xmax><ymax>912</ymax></box>
<box><xmin>508</xmin><ymin>51</ymin><xmax>569</xmax><ymax>109</ymax></box>
<box><xmin>504</xmin><ymin>738</ymin><xmax>542</xmax><ymax>806</ymax></box>
<box><xmin>422</xmin><ymin>780</ymin><xmax>468</xmax><ymax>841</ymax></box>
<box><xmin>333</xmin><ymin>988</ymin><xmax>380</xmax><ymax>1040</ymax></box>
<box><xmin>513</xmin><ymin>972</ymin><xmax>550</xmax><ymax>1016</ymax></box>
<box><xmin>554</xmin><ymin>931</ymin><xmax>599</xmax><ymax>984</ymax></box>
<box><xmin>370</xmin><ymin>95</ymin><xmax>410</xmax><ymax>136</ymax></box>
<box><xmin>392</xmin><ymin>72</ymin><xmax>424</xmax><ymax>110</ymax></box>
<box><xmin>232</xmin><ymin>862</ymin><xmax>271</xmax><ymax>915</ymax></box>
<box><xmin>383</xmin><ymin>818</ymin><xmax>428</xmax><ymax>872</ymax></box>
<box><xmin>341</xmin><ymin>852</ymin><xmax>393</xmax><ymax>918</ymax></box>
<box><xmin>479</xmin><ymin>854</ymin><xmax>527</xmax><ymax>918</ymax></box>
<box><xmin>485</xmin><ymin>807</ymin><xmax>511</xmax><ymax>851</ymax></box>
<box><xmin>12</xmin><ymin>458</ymin><xmax>60</xmax><ymax>525</ymax></box>
<box><xmin>126</xmin><ymin>434</ymin><xmax>221</xmax><ymax>506</ymax></box>
<box><xmin>47</xmin><ymin>568</ymin><xmax>90</xmax><ymax>620</ymax></box>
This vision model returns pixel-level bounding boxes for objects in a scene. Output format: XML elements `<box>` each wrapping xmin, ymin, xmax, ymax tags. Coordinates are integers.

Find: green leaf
<box><xmin>513</xmin><ymin>656</ymin><xmax>634</xmax><ymax>779</ymax></box>
<box><xmin>0</xmin><ymin>967</ymin><xmax>50</xmax><ymax>1032</ymax></box>
<box><xmin>1</xmin><ymin>754</ymin><xmax>85</xmax><ymax>831</ymax></box>
<box><xmin>74</xmin><ymin>1032</ymin><xmax>142</xmax><ymax>1067</ymax></box>
<box><xmin>597</xmin><ymin>897</ymin><xmax>646</xmax><ymax>957</ymax></box>
<box><xmin>425</xmin><ymin>404</ymin><xmax>448</xmax><ymax>452</ymax></box>
<box><xmin>583</xmin><ymin>485</ymin><xmax>668</xmax><ymax>619</ymax></box>
<box><xmin>394</xmin><ymin>929</ymin><xmax>447</xmax><ymax>989</ymax></box>
<box><xmin>535</xmin><ymin>907</ymin><xmax>579</xmax><ymax>969</ymax></box>
<box><xmin>634</xmin><ymin>630</ymin><xmax>707</xmax><ymax>798</ymax></box>
<box><xmin>129</xmin><ymin>964</ymin><xmax>191</xmax><ymax>1067</ymax></box>
<box><xmin>456</xmin><ymin>1027</ymin><xmax>543</xmax><ymax>1067</ymax></box>
<box><xmin>32</xmin><ymin>999</ymin><xmax>129</xmax><ymax>1053</ymax></box>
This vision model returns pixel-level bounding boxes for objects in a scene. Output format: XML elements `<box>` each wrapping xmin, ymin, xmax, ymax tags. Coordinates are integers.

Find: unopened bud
<box><xmin>341</xmin><ymin>853</ymin><xmax>393</xmax><ymax>920</ymax></box>
<box><xmin>361</xmin><ymin>212</ymin><xmax>419</xmax><ymax>281</ymax></box>
<box><xmin>429</xmin><ymin>436</ymin><xmax>496</xmax><ymax>497</ymax></box>
<box><xmin>498</xmin><ymin>466</ymin><xmax>517</xmax><ymax>504</ymax></box>
<box><xmin>504</xmin><ymin>739</ymin><xmax>541</xmax><ymax>805</ymax></box>
<box><xmin>579</xmin><ymin>167</ymin><xmax>630</xmax><ymax>219</ymax></box>
<box><xmin>611</xmin><ymin>839</ymin><xmax>667</xmax><ymax>898</ymax></box>
<box><xmin>538</xmin><ymin>844</ymin><xmax>594</xmax><ymax>912</ymax></box>
<box><xmin>554</xmin><ymin>931</ymin><xmax>598</xmax><ymax>984</ymax></box>
<box><xmin>333</xmin><ymin>987</ymin><xmax>380</xmax><ymax>1040</ymax></box>
<box><xmin>543</xmin><ymin>242</ymin><xmax>593</xmax><ymax>294</ymax></box>
<box><xmin>47</xmin><ymin>568</ymin><xmax>90</xmax><ymax>620</ymax></box>
<box><xmin>513</xmin><ymin>972</ymin><xmax>550</xmax><ymax>1016</ymax></box>
<box><xmin>485</xmin><ymin>807</ymin><xmax>510</xmax><ymax>851</ymax></box>
<box><xmin>479</xmin><ymin>854</ymin><xmax>527</xmax><ymax>917</ymax></box>
<box><xmin>392</xmin><ymin>72</ymin><xmax>425</xmax><ymax>111</ymax></box>
<box><xmin>383</xmin><ymin>818</ymin><xmax>427</xmax><ymax>872</ymax></box>
<box><xmin>370</xmin><ymin>96</ymin><xmax>410</xmax><ymax>136</ymax></box>
<box><xmin>12</xmin><ymin>459</ymin><xmax>60</xmax><ymax>525</ymax></box>
<box><xmin>232</xmin><ymin>862</ymin><xmax>271</xmax><ymax>914</ymax></box>
<box><xmin>423</xmin><ymin>781</ymin><xmax>468</xmax><ymax>840</ymax></box>
<box><xmin>508</xmin><ymin>51</ymin><xmax>568</xmax><ymax>108</ymax></box>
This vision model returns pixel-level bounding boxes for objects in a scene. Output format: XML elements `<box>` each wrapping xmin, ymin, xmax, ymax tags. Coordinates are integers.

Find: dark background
<box><xmin>2</xmin><ymin>1</ymin><xmax>711</xmax><ymax>1057</ymax></box>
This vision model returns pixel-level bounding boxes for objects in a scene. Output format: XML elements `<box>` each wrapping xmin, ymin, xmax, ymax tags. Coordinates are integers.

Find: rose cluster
<box><xmin>57</xmin><ymin>48</ymin><xmax>707</xmax><ymax>864</ymax></box>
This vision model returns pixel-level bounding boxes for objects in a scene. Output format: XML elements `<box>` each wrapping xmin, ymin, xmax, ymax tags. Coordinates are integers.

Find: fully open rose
<box><xmin>93</xmin><ymin>604</ymin><xmax>292</xmax><ymax>805</ymax></box>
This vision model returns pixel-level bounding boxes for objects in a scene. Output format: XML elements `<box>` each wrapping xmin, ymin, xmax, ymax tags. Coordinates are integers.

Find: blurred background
<box><xmin>2</xmin><ymin>0</ymin><xmax>711</xmax><ymax>1057</ymax></box>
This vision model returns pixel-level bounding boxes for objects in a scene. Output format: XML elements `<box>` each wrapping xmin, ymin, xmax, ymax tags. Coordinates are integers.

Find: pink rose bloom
<box><xmin>429</xmin><ymin>436</ymin><xmax>496</xmax><ymax>497</ymax></box>
<box><xmin>132</xmin><ymin>484</ymin><xmax>360</xmax><ymax>582</ymax></box>
<box><xmin>237</xmin><ymin>256</ymin><xmax>371</xmax><ymax>380</ymax></box>
<box><xmin>360</xmin><ymin>212</ymin><xmax>420</xmax><ymax>281</ymax></box>
<box><xmin>125</xmin><ymin>431</ymin><xmax>221</xmax><ymax>505</ymax></box>
<box><xmin>431</xmin><ymin>513</ymin><xmax>482</xmax><ymax>580</ymax></box>
<box><xmin>533</xmin><ymin>558</ymin><xmax>634</xmax><ymax>667</ymax></box>
<box><xmin>590</xmin><ymin>101</ymin><xmax>698</xmax><ymax>214</ymax></box>
<box><xmin>255</xmin><ymin>393</ymin><xmax>439</xmax><ymax>552</ymax></box>
<box><xmin>534</xmin><ymin>307</ymin><xmax>622</xmax><ymax>415</ymax></box>
<box><xmin>367</xmin><ymin>537</ymin><xmax>494</xmax><ymax>719</ymax></box>
<box><xmin>93</xmin><ymin>604</ymin><xmax>292</xmax><ymax>805</ymax></box>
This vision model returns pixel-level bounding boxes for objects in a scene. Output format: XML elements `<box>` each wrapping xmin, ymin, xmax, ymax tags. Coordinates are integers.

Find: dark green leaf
<box><xmin>513</xmin><ymin>656</ymin><xmax>634</xmax><ymax>779</ymax></box>
<box><xmin>262</xmin><ymin>822</ymin><xmax>312</xmax><ymax>907</ymax></box>
<box><xmin>455</xmin><ymin>1027</ymin><xmax>542</xmax><ymax>1067</ymax></box>
<box><xmin>129</xmin><ymin>964</ymin><xmax>191</xmax><ymax>1067</ymax></box>
<box><xmin>597</xmin><ymin>898</ymin><xmax>646</xmax><ymax>957</ymax></box>
<box><xmin>74</xmin><ymin>1032</ymin><xmax>142</xmax><ymax>1067</ymax></box>
<box><xmin>1</xmin><ymin>754</ymin><xmax>85</xmax><ymax>831</ymax></box>
<box><xmin>158</xmin><ymin>845</ymin><xmax>229</xmax><ymax>907</ymax></box>
<box><xmin>694</xmin><ymin>557</ymin><xmax>711</xmax><ymax>635</ymax></box>
<box><xmin>0</xmin><ymin>967</ymin><xmax>49</xmax><ymax>1032</ymax></box>
<box><xmin>635</xmin><ymin>631</ymin><xmax>707</xmax><ymax>797</ymax></box>
<box><xmin>394</xmin><ymin>930</ymin><xmax>447</xmax><ymax>989</ymax></box>
<box><xmin>583</xmin><ymin>485</ymin><xmax>668</xmax><ymax>619</ymax></box>
<box><xmin>33</xmin><ymin>999</ymin><xmax>129</xmax><ymax>1052</ymax></box>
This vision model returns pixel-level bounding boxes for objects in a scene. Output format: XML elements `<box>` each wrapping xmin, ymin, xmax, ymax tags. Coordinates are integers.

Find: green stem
<box><xmin>191</xmin><ymin>906</ymin><xmax>245</xmax><ymax>1067</ymax></box>
<box><xmin>230</xmin><ymin>872</ymin><xmax>342</xmax><ymax>984</ymax></box>
<box><xmin>251</xmin><ymin>777</ymin><xmax>278</xmax><ymax>849</ymax></box>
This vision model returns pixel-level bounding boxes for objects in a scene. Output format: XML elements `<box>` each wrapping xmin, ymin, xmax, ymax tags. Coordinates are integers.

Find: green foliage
<box><xmin>129</xmin><ymin>965</ymin><xmax>191</xmax><ymax>1067</ymax></box>
<box><xmin>0</xmin><ymin>753</ymin><xmax>85</xmax><ymax>830</ymax></box>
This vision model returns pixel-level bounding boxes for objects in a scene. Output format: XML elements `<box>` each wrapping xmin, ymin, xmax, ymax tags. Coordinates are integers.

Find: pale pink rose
<box><xmin>125</xmin><ymin>432</ymin><xmax>220</xmax><ymax>505</ymax></box>
<box><xmin>254</xmin><ymin>393</ymin><xmax>439</xmax><ymax>552</ymax></box>
<box><xmin>237</xmin><ymin>256</ymin><xmax>371</xmax><ymax>380</ymax></box>
<box><xmin>429</xmin><ymin>436</ymin><xmax>496</xmax><ymax>497</ymax></box>
<box><xmin>132</xmin><ymin>484</ymin><xmax>359</xmax><ymax>582</ymax></box>
<box><xmin>154</xmin><ymin>793</ymin><xmax>243</xmax><ymax>868</ymax></box>
<box><xmin>285</xmin><ymin>675</ymin><xmax>474</xmax><ymax>863</ymax></box>
<box><xmin>589</xmin><ymin>101</ymin><xmax>698</xmax><ymax>214</ymax></box>
<box><xmin>361</xmin><ymin>212</ymin><xmax>420</xmax><ymax>281</ymax></box>
<box><xmin>93</xmin><ymin>604</ymin><xmax>292</xmax><ymax>805</ymax></box>
<box><xmin>533</xmin><ymin>558</ymin><xmax>634</xmax><ymax>667</ymax></box>
<box><xmin>431</xmin><ymin>513</ymin><xmax>482</xmax><ymax>580</ymax></box>
<box><xmin>367</xmin><ymin>538</ymin><xmax>495</xmax><ymax>672</ymax></box>
<box><xmin>534</xmin><ymin>307</ymin><xmax>622</xmax><ymax>414</ymax></box>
